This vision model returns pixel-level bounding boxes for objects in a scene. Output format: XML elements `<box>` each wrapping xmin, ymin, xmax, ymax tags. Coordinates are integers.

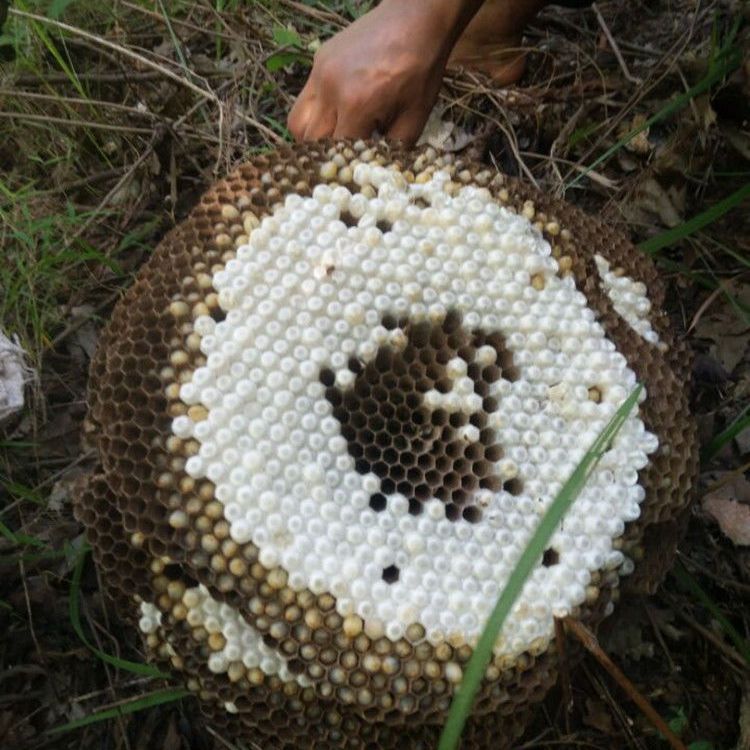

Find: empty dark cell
<box><xmin>435</xmin><ymin>455</ymin><xmax>451</xmax><ymax>472</ymax></box>
<box><xmin>375</xmin><ymin>348</ymin><xmax>393</xmax><ymax>373</ymax></box>
<box><xmin>389</xmin><ymin>464</ymin><xmax>405</xmax><ymax>481</ymax></box>
<box><xmin>461</xmin><ymin>475</ymin><xmax>477</xmax><ymax>491</ymax></box>
<box><xmin>458</xmin><ymin>345</ymin><xmax>475</xmax><ymax>361</ymax></box>
<box><xmin>463</xmin><ymin>506</ymin><xmax>482</xmax><ymax>523</ymax></box>
<box><xmin>365</xmin><ymin>367</ymin><xmax>380</xmax><ymax>385</ymax></box>
<box><xmin>445</xmin><ymin>441</ymin><xmax>462</xmax><ymax>459</ymax></box>
<box><xmin>452</xmin><ymin>489</ymin><xmax>469</xmax><ymax>505</ymax></box>
<box><xmin>319</xmin><ymin>368</ymin><xmax>335</xmax><ymax>387</ymax></box>
<box><xmin>415</xmin><ymin>484</ymin><xmax>432</xmax><ymax>501</ymax></box>
<box><xmin>395</xmin><ymin>480</ymin><xmax>411</xmax><ymax>497</ymax></box>
<box><xmin>504</xmin><ymin>478</ymin><xmax>524</xmax><ymax>496</ymax></box>
<box><xmin>443</xmin><ymin>310</ymin><xmax>462</xmax><ymax>333</ymax></box>
<box><xmin>402</xmin><ymin>345</ymin><xmax>417</xmax><ymax>363</ymax></box>
<box><xmin>360</xmin><ymin>429</ymin><xmax>374</xmax><ymax>444</ymax></box>
<box><xmin>482</xmin><ymin>365</ymin><xmax>502</xmax><ymax>382</ymax></box>
<box><xmin>382</xmin><ymin>314</ymin><xmax>398</xmax><ymax>330</ymax></box>
<box><xmin>435</xmin><ymin>377</ymin><xmax>452</xmax><ymax>394</ymax></box>
<box><xmin>449</xmin><ymin>412</ymin><xmax>467</xmax><ymax>428</ymax></box>
<box><xmin>365</xmin><ymin>445</ymin><xmax>382</xmax><ymax>462</ymax></box>
<box><xmin>163</xmin><ymin>563</ymin><xmax>199</xmax><ymax>587</ymax></box>
<box><xmin>436</xmin><ymin>349</ymin><xmax>451</xmax><ymax>365</ymax></box>
<box><xmin>480</xmin><ymin>476</ymin><xmax>504</xmax><ymax>491</ymax></box>
<box><xmin>210</xmin><ymin>307</ymin><xmax>226</xmax><ymax>323</ymax></box>
<box><xmin>484</xmin><ymin>444</ymin><xmax>503</xmax><ymax>461</ymax></box>
<box><xmin>355</xmin><ymin>458</ymin><xmax>371</xmax><ymax>474</ymax></box>
<box><xmin>390</xmin><ymin>389</ymin><xmax>404</xmax><ymax>406</ymax></box>
<box><xmin>382</xmin><ymin>565</ymin><xmax>400</xmax><ymax>584</ymax></box>
<box><xmin>385</xmin><ymin>418</ymin><xmax>401</xmax><ymax>435</ymax></box>
<box><xmin>417</xmin><ymin>454</ymin><xmax>434</xmax><ymax>471</ymax></box>
<box><xmin>379</xmin><ymin>402</ymin><xmax>395</xmax><ymax>419</ymax></box>
<box><xmin>394</xmin><ymin>435</ymin><xmax>410</xmax><ymax>452</ymax></box>
<box><xmin>351</xmin><ymin>412</ymin><xmax>368</xmax><ymax>429</ymax></box>
<box><xmin>467</xmin><ymin>363</ymin><xmax>481</xmax><ymax>380</ymax></box>
<box><xmin>480</xmin><ymin>428</ymin><xmax>495</xmax><ymax>444</ymax></box>
<box><xmin>369</xmin><ymin>415</ymin><xmax>385</xmax><ymax>432</ymax></box>
<box><xmin>398</xmin><ymin>375</ymin><xmax>414</xmax><ymax>391</ymax></box>
<box><xmin>333</xmin><ymin>406</ymin><xmax>349</xmax><ymax>424</ymax></box>
<box><xmin>464</xmin><ymin>443</ymin><xmax>483</xmax><ymax>461</ymax></box>
<box><xmin>347</xmin><ymin>440</ymin><xmax>363</xmax><ymax>458</ymax></box>
<box><xmin>445</xmin><ymin>504</ymin><xmax>460</xmax><ymax>522</ymax></box>
<box><xmin>411</xmin><ymin>439</ymin><xmax>425</xmax><ymax>454</ymax></box>
<box><xmin>375</xmin><ymin>431</ymin><xmax>391</xmax><ymax>449</ymax></box>
<box><xmin>408</xmin><ymin>498</ymin><xmax>423</xmax><ymax>515</ymax></box>
<box><xmin>411</xmin><ymin>196</ymin><xmax>430</xmax><ymax>208</ymax></box>
<box><xmin>472</xmin><ymin>460</ymin><xmax>491</xmax><ymax>478</ymax></box>
<box><xmin>469</xmin><ymin>408</ymin><xmax>487</xmax><ymax>430</ymax></box>
<box><xmin>376</xmin><ymin>219</ymin><xmax>392</xmax><ymax>233</ymax></box>
<box><xmin>425</xmin><ymin>469</ymin><xmax>440</xmax><ymax>486</ymax></box>
<box><xmin>325</xmin><ymin>387</ymin><xmax>343</xmax><ymax>407</ymax></box>
<box><xmin>419</xmin><ymin>348</ymin><xmax>434</xmax><ymax>366</ymax></box>
<box><xmin>407</xmin><ymin>467</ymin><xmax>423</xmax><ymax>484</ymax></box>
<box><xmin>348</xmin><ymin>356</ymin><xmax>364</xmax><ymax>374</ymax></box>
<box><xmin>411</xmin><ymin>322</ymin><xmax>430</xmax><ymax>348</ymax></box>
<box><xmin>429</xmin><ymin>328</ymin><xmax>445</xmax><ymax>348</ymax></box>
<box><xmin>444</xmin><ymin>472</ymin><xmax>460</xmax><ymax>490</ymax></box>
<box><xmin>431</xmin><ymin>409</ymin><xmax>448</xmax><ymax>427</ymax></box>
<box><xmin>483</xmin><ymin>397</ymin><xmax>498</xmax><ymax>412</ymax></box>
<box><xmin>382</xmin><ymin>372</ymin><xmax>398</xmax><ymax>390</ymax></box>
<box><xmin>542</xmin><ymin>548</ymin><xmax>559</xmax><ymax>567</ymax></box>
<box><xmin>346</xmin><ymin>391</ymin><xmax>363</xmax><ymax>408</ymax></box>
<box><xmin>370</xmin><ymin>383</ymin><xmax>388</xmax><ymax>401</ymax></box>
<box><xmin>411</xmin><ymin>410</ymin><xmax>426</xmax><ymax>426</ymax></box>
<box><xmin>381</xmin><ymin>477</ymin><xmax>396</xmax><ymax>494</ymax></box>
<box><xmin>453</xmin><ymin>458</ymin><xmax>469</xmax><ymax>474</ymax></box>
<box><xmin>363</xmin><ymin>399</ymin><xmax>378</xmax><ymax>415</ymax></box>
<box><xmin>339</xmin><ymin>210</ymin><xmax>358</xmax><ymax>227</ymax></box>
<box><xmin>395</xmin><ymin>404</ymin><xmax>411</xmax><ymax>422</ymax></box>
<box><xmin>383</xmin><ymin>447</ymin><xmax>398</xmax><ymax>464</ymax></box>
<box><xmin>341</xmin><ymin>425</ymin><xmax>357</xmax><ymax>443</ymax></box>
<box><xmin>435</xmin><ymin>486</ymin><xmax>449</xmax><ymax>502</ymax></box>
<box><xmin>415</xmin><ymin>376</ymin><xmax>432</xmax><ymax>392</ymax></box>
<box><xmin>369</xmin><ymin>493</ymin><xmax>387</xmax><ymax>512</ymax></box>
<box><xmin>408</xmin><ymin>363</ymin><xmax>425</xmax><ymax>380</ymax></box>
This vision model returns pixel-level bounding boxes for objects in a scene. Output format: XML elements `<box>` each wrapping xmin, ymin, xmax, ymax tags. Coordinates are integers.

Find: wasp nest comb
<box><xmin>75</xmin><ymin>141</ymin><xmax>697</xmax><ymax>748</ymax></box>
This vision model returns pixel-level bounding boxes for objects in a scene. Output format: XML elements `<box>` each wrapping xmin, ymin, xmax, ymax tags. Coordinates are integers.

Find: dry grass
<box><xmin>0</xmin><ymin>1</ymin><xmax>748</xmax><ymax>748</ymax></box>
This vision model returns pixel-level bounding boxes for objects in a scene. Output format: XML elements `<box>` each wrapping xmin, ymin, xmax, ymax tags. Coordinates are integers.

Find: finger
<box><xmin>385</xmin><ymin>107</ymin><xmax>430</xmax><ymax>146</ymax></box>
<box><xmin>301</xmin><ymin>104</ymin><xmax>337</xmax><ymax>141</ymax></box>
<box><xmin>287</xmin><ymin>86</ymin><xmax>316</xmax><ymax>141</ymax></box>
<box><xmin>332</xmin><ymin>107</ymin><xmax>380</xmax><ymax>140</ymax></box>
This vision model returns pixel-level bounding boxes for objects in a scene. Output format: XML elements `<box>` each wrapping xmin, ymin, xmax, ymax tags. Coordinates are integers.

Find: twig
<box><xmin>564</xmin><ymin>617</ymin><xmax>687</xmax><ymax>750</ymax></box>
<box><xmin>554</xmin><ymin>617</ymin><xmax>573</xmax><ymax>734</ymax></box>
<box><xmin>0</xmin><ymin>110</ymin><xmax>153</xmax><ymax>134</ymax></box>
<box><xmin>591</xmin><ymin>3</ymin><xmax>642</xmax><ymax>85</ymax></box>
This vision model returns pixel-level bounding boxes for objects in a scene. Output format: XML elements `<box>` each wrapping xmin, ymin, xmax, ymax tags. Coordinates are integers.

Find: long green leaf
<box><xmin>48</xmin><ymin>687</ymin><xmax>190</xmax><ymax>735</ymax></box>
<box><xmin>69</xmin><ymin>545</ymin><xmax>169</xmax><ymax>678</ymax></box>
<box><xmin>639</xmin><ymin>183</ymin><xmax>750</xmax><ymax>255</ymax></box>
<box><xmin>438</xmin><ymin>384</ymin><xmax>644</xmax><ymax>750</ymax></box>
<box><xmin>701</xmin><ymin>404</ymin><xmax>750</xmax><ymax>464</ymax></box>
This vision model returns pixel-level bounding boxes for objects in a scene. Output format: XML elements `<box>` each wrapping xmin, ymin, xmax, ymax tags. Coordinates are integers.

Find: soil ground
<box><xmin>0</xmin><ymin>1</ymin><xmax>748</xmax><ymax>749</ymax></box>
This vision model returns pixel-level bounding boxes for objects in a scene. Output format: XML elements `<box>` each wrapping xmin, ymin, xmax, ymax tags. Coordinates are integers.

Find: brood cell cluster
<box><xmin>75</xmin><ymin>140</ymin><xmax>698</xmax><ymax>750</ymax></box>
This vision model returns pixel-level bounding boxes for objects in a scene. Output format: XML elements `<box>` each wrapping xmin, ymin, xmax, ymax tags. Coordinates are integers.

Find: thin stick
<box><xmin>554</xmin><ymin>617</ymin><xmax>573</xmax><ymax>734</ymax></box>
<box><xmin>591</xmin><ymin>3</ymin><xmax>642</xmax><ymax>85</ymax></box>
<box><xmin>0</xmin><ymin>110</ymin><xmax>153</xmax><ymax>134</ymax></box>
<box><xmin>564</xmin><ymin>617</ymin><xmax>687</xmax><ymax>750</ymax></box>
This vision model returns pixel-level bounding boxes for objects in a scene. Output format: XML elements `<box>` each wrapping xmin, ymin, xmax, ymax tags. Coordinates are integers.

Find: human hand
<box><xmin>287</xmin><ymin>0</ymin><xmax>482</xmax><ymax>145</ymax></box>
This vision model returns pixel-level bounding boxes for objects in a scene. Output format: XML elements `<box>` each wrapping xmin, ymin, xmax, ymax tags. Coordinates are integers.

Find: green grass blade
<box><xmin>438</xmin><ymin>384</ymin><xmax>644</xmax><ymax>750</ymax></box>
<box><xmin>672</xmin><ymin>561</ymin><xmax>750</xmax><ymax>665</ymax></box>
<box><xmin>565</xmin><ymin>47</ymin><xmax>741</xmax><ymax>191</ymax></box>
<box><xmin>69</xmin><ymin>545</ymin><xmax>169</xmax><ymax>678</ymax></box>
<box><xmin>701</xmin><ymin>404</ymin><xmax>750</xmax><ymax>464</ymax></box>
<box><xmin>638</xmin><ymin>182</ymin><xmax>750</xmax><ymax>255</ymax></box>
<box><xmin>47</xmin><ymin>687</ymin><xmax>190</xmax><ymax>735</ymax></box>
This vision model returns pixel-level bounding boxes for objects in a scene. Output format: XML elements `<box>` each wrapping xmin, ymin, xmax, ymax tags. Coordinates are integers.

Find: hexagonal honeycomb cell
<box><xmin>75</xmin><ymin>140</ymin><xmax>698</xmax><ymax>750</ymax></box>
